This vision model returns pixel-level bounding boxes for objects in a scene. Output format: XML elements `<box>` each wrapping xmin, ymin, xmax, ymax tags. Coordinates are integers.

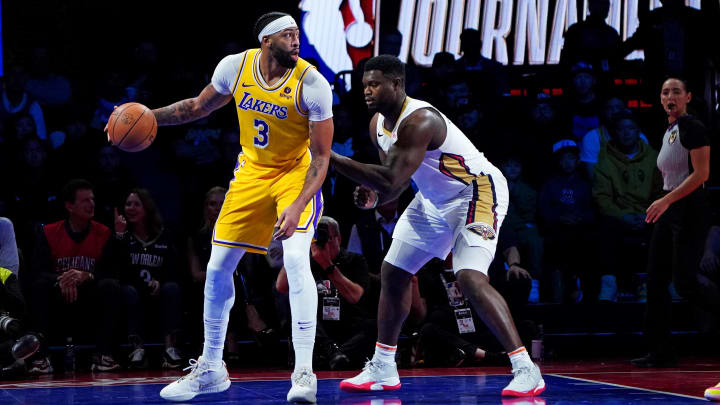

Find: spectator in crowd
<box><xmin>633</xmin><ymin>78</ymin><xmax>718</xmax><ymax>368</ymax></box>
<box><xmin>0</xmin><ymin>65</ymin><xmax>46</xmax><ymax>141</ymax></box>
<box><xmin>509</xmin><ymin>95</ymin><xmax>562</xmax><ymax>184</ymax></box>
<box><xmin>560</xmin><ymin>0</ymin><xmax>621</xmax><ymax>77</ymax></box>
<box><xmin>500</xmin><ymin>155</ymin><xmax>543</xmax><ymax>301</ymax></box>
<box><xmin>90</xmin><ymin>145</ymin><xmax>133</xmax><ymax>227</ymax></box>
<box><xmin>277</xmin><ymin>217</ymin><xmax>375</xmax><ymax>369</ymax></box>
<box><xmin>538</xmin><ymin>140</ymin><xmax>598</xmax><ymax>303</ymax></box>
<box><xmin>593</xmin><ymin>113</ymin><xmax>662</xmax><ymax>301</ymax></box>
<box><xmin>49</xmin><ymin>112</ymin><xmax>107</xmax><ymax>183</ymax></box>
<box><xmin>0</xmin><ymin>266</ymin><xmax>41</xmax><ymax>379</ymax></box>
<box><xmin>620</xmin><ymin>0</ymin><xmax>720</xmax><ymax>104</ymax></box>
<box><xmin>89</xmin><ymin>70</ymin><xmax>135</xmax><ymax>131</ymax></box>
<box><xmin>456</xmin><ymin>28</ymin><xmax>507</xmax><ymax>99</ymax></box>
<box><xmin>563</xmin><ymin>62</ymin><xmax>603</xmax><ymax>141</ymax></box>
<box><xmin>418</xmin><ymin>52</ymin><xmax>457</xmax><ymax>109</ymax></box>
<box><xmin>0</xmin><ymin>218</ymin><xmax>20</xmax><ymax>275</ymax></box>
<box><xmin>580</xmin><ymin>97</ymin><xmax>650</xmax><ymax>179</ymax></box>
<box><xmin>24</xmin><ymin>46</ymin><xmax>73</xmax><ymax>107</ymax></box>
<box><xmin>96</xmin><ymin>189</ymin><xmax>183</xmax><ymax>370</ymax></box>
<box><xmin>126</xmin><ymin>40</ymin><xmax>165</xmax><ymax>107</ymax></box>
<box><xmin>26</xmin><ymin>179</ymin><xmax>111</xmax><ymax>374</ymax></box>
<box><xmin>4</xmin><ymin>136</ymin><xmax>58</xmax><ymax>254</ymax></box>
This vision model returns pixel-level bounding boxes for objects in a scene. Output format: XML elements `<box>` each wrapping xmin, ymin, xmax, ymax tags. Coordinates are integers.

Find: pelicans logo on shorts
<box><xmin>466</xmin><ymin>222</ymin><xmax>496</xmax><ymax>240</ymax></box>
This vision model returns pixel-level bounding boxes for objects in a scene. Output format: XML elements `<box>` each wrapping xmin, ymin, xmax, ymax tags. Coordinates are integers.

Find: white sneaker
<box><xmin>502</xmin><ymin>363</ymin><xmax>545</xmax><ymax>397</ymax></box>
<box><xmin>287</xmin><ymin>367</ymin><xmax>317</xmax><ymax>403</ymax></box>
<box><xmin>159</xmin><ymin>356</ymin><xmax>231</xmax><ymax>402</ymax></box>
<box><xmin>339</xmin><ymin>360</ymin><xmax>401</xmax><ymax>392</ymax></box>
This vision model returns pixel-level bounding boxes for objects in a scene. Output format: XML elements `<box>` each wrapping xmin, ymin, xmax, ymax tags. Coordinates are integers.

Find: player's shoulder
<box><xmin>300</xmin><ymin>65</ymin><xmax>330</xmax><ymax>87</ymax></box>
<box><xmin>218</xmin><ymin>50</ymin><xmax>251</xmax><ymax>67</ymax></box>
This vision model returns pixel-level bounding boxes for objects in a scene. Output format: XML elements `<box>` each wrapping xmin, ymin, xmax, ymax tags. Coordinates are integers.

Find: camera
<box><xmin>0</xmin><ymin>313</ymin><xmax>21</xmax><ymax>338</ymax></box>
<box><xmin>314</xmin><ymin>223</ymin><xmax>330</xmax><ymax>248</ymax></box>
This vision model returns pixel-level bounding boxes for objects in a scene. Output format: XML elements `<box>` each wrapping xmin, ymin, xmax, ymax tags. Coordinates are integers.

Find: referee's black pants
<box><xmin>644</xmin><ymin>188</ymin><xmax>717</xmax><ymax>355</ymax></box>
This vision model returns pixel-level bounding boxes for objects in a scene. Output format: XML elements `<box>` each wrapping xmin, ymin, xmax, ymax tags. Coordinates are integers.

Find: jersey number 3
<box><xmin>253</xmin><ymin>118</ymin><xmax>270</xmax><ymax>149</ymax></box>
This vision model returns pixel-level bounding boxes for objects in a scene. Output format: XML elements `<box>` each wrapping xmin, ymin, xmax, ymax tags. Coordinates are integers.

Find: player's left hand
<box><xmin>646</xmin><ymin>196</ymin><xmax>671</xmax><ymax>223</ymax></box>
<box><xmin>274</xmin><ymin>201</ymin><xmax>304</xmax><ymax>240</ymax></box>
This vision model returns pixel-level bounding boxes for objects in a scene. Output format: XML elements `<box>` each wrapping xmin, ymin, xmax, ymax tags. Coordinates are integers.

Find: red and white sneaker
<box><xmin>501</xmin><ymin>363</ymin><xmax>545</xmax><ymax>397</ymax></box>
<box><xmin>340</xmin><ymin>360</ymin><xmax>401</xmax><ymax>392</ymax></box>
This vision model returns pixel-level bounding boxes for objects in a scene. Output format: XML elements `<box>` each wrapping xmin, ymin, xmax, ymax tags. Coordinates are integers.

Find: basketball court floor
<box><xmin>1</xmin><ymin>358</ymin><xmax>716</xmax><ymax>404</ymax></box>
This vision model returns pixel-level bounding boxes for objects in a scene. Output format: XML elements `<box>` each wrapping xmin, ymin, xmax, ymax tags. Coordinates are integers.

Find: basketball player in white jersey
<box><xmin>330</xmin><ymin>55</ymin><xmax>545</xmax><ymax>397</ymax></box>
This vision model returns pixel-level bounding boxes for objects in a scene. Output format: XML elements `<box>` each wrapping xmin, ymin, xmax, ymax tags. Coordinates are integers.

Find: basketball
<box><xmin>107</xmin><ymin>102</ymin><xmax>157</xmax><ymax>152</ymax></box>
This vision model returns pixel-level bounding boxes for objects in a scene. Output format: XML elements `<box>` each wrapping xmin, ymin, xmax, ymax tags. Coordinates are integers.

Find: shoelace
<box><xmin>178</xmin><ymin>359</ymin><xmax>211</xmax><ymax>382</ymax></box>
<box><xmin>362</xmin><ymin>359</ymin><xmax>382</xmax><ymax>375</ymax></box>
<box><xmin>510</xmin><ymin>366</ymin><xmax>535</xmax><ymax>385</ymax></box>
<box><xmin>292</xmin><ymin>369</ymin><xmax>315</xmax><ymax>387</ymax></box>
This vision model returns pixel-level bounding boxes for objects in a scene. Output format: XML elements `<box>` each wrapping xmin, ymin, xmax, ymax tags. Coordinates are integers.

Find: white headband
<box><xmin>258</xmin><ymin>15</ymin><xmax>298</xmax><ymax>43</ymax></box>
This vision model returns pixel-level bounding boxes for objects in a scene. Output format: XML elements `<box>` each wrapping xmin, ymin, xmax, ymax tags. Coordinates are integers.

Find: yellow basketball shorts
<box><xmin>212</xmin><ymin>153</ymin><xmax>323</xmax><ymax>254</ymax></box>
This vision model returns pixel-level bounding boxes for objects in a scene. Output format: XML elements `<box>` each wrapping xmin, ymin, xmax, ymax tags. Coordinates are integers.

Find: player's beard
<box><xmin>270</xmin><ymin>44</ymin><xmax>297</xmax><ymax>69</ymax></box>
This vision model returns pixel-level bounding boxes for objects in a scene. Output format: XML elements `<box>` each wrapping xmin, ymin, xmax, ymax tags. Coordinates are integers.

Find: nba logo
<box><xmin>299</xmin><ymin>0</ymin><xmax>376</xmax><ymax>91</ymax></box>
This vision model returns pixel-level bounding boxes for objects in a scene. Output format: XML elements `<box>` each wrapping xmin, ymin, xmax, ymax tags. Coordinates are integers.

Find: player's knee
<box><xmin>283</xmin><ymin>248</ymin><xmax>307</xmax><ymax>272</ymax></box>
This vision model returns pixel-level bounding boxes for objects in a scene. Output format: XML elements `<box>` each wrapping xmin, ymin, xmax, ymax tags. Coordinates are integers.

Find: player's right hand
<box><xmin>354</xmin><ymin>185</ymin><xmax>378</xmax><ymax>210</ymax></box>
<box><xmin>103</xmin><ymin>105</ymin><xmax>119</xmax><ymax>141</ymax></box>
<box><xmin>114</xmin><ymin>207</ymin><xmax>127</xmax><ymax>234</ymax></box>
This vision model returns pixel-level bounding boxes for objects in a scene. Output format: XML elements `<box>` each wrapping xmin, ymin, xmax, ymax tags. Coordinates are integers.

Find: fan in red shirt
<box><xmin>26</xmin><ymin>179</ymin><xmax>110</xmax><ymax>374</ymax></box>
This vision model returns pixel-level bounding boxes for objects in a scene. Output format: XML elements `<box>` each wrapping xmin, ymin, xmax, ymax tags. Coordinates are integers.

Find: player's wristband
<box><xmin>324</xmin><ymin>263</ymin><xmax>337</xmax><ymax>274</ymax></box>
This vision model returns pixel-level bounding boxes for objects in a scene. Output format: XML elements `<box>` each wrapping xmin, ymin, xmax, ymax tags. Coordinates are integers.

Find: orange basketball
<box><xmin>107</xmin><ymin>102</ymin><xmax>157</xmax><ymax>152</ymax></box>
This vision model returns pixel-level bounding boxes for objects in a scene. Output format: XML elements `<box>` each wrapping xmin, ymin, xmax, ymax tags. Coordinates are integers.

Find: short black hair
<box><xmin>254</xmin><ymin>12</ymin><xmax>291</xmax><ymax>42</ymax></box>
<box><xmin>62</xmin><ymin>179</ymin><xmax>93</xmax><ymax>204</ymax></box>
<box><xmin>364</xmin><ymin>55</ymin><xmax>405</xmax><ymax>81</ymax></box>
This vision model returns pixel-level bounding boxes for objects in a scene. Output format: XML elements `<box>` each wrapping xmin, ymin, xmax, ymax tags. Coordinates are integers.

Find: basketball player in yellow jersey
<box><xmin>112</xmin><ymin>12</ymin><xmax>333</xmax><ymax>403</ymax></box>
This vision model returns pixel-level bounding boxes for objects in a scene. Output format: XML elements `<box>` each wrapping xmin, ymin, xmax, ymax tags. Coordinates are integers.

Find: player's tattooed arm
<box><xmin>152</xmin><ymin>84</ymin><xmax>232</xmax><ymax>126</ymax></box>
<box><xmin>273</xmin><ymin>118</ymin><xmax>333</xmax><ymax>240</ymax></box>
<box><xmin>297</xmin><ymin>119</ymin><xmax>333</xmax><ymax>205</ymax></box>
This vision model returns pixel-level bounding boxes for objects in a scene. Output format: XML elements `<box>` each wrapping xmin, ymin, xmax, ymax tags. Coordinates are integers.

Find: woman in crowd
<box><xmin>95</xmin><ymin>189</ymin><xmax>182</xmax><ymax>370</ymax></box>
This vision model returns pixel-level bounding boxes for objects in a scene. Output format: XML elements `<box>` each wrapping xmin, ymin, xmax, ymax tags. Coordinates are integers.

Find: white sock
<box><xmin>508</xmin><ymin>346</ymin><xmax>533</xmax><ymax>370</ymax></box>
<box><xmin>373</xmin><ymin>342</ymin><xmax>397</xmax><ymax>365</ymax></box>
<box><xmin>202</xmin><ymin>245</ymin><xmax>245</xmax><ymax>368</ymax></box>
<box><xmin>283</xmin><ymin>229</ymin><xmax>317</xmax><ymax>373</ymax></box>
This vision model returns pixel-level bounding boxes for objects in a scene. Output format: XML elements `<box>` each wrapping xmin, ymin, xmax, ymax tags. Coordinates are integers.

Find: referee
<box><xmin>633</xmin><ymin>77</ymin><xmax>716</xmax><ymax>367</ymax></box>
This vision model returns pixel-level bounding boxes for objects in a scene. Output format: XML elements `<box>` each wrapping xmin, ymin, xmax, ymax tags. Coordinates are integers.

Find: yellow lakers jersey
<box><xmin>231</xmin><ymin>48</ymin><xmax>314</xmax><ymax>167</ymax></box>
